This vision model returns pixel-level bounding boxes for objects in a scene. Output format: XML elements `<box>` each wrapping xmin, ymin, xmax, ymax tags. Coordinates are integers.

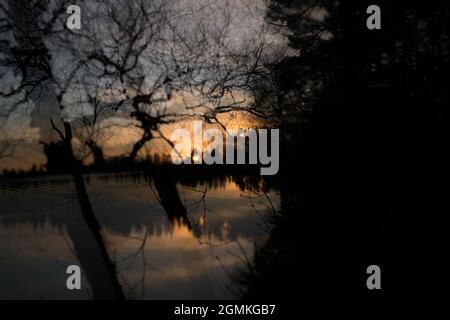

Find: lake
<box><xmin>0</xmin><ymin>172</ymin><xmax>279</xmax><ymax>299</ymax></box>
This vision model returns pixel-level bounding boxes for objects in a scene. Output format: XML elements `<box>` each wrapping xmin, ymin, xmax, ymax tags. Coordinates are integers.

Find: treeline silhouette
<box><xmin>1</xmin><ymin>164</ymin><xmax>45</xmax><ymax>179</ymax></box>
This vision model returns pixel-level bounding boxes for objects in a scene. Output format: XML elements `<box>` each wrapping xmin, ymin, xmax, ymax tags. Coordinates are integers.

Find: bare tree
<box><xmin>47</xmin><ymin>0</ymin><xmax>283</xmax><ymax>162</ymax></box>
<box><xmin>0</xmin><ymin>0</ymin><xmax>283</xmax><ymax>298</ymax></box>
<box><xmin>0</xmin><ymin>0</ymin><xmax>126</xmax><ymax>299</ymax></box>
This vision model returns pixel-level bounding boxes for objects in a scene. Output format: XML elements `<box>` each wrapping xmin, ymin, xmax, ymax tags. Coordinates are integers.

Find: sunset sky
<box><xmin>0</xmin><ymin>0</ymin><xmax>287</xmax><ymax>171</ymax></box>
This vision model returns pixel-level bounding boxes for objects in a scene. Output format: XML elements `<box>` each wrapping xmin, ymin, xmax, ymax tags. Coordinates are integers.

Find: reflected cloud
<box><xmin>0</xmin><ymin>172</ymin><xmax>278</xmax><ymax>299</ymax></box>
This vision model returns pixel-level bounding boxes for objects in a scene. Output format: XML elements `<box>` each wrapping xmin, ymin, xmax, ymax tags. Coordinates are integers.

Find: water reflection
<box><xmin>0</xmin><ymin>173</ymin><xmax>278</xmax><ymax>299</ymax></box>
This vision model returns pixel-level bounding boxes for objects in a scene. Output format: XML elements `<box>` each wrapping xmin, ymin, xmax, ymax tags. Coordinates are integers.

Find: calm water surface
<box><xmin>0</xmin><ymin>173</ymin><xmax>278</xmax><ymax>299</ymax></box>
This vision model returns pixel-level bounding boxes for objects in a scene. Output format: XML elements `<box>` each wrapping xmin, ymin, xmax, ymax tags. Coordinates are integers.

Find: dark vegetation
<box><xmin>241</xmin><ymin>0</ymin><xmax>450</xmax><ymax>299</ymax></box>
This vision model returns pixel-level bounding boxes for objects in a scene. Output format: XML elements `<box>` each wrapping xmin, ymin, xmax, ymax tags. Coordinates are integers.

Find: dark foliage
<box><xmin>243</xmin><ymin>0</ymin><xmax>450</xmax><ymax>299</ymax></box>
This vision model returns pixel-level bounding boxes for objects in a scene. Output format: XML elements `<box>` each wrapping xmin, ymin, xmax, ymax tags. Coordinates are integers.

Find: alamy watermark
<box><xmin>65</xmin><ymin>4</ymin><xmax>381</xmax><ymax>31</ymax></box>
<box><xmin>169</xmin><ymin>121</ymin><xmax>279</xmax><ymax>176</ymax></box>
<box><xmin>66</xmin><ymin>265</ymin><xmax>81</xmax><ymax>290</ymax></box>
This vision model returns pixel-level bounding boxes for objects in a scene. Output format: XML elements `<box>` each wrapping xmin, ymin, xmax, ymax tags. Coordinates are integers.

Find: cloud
<box><xmin>0</xmin><ymin>98</ymin><xmax>40</xmax><ymax>143</ymax></box>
